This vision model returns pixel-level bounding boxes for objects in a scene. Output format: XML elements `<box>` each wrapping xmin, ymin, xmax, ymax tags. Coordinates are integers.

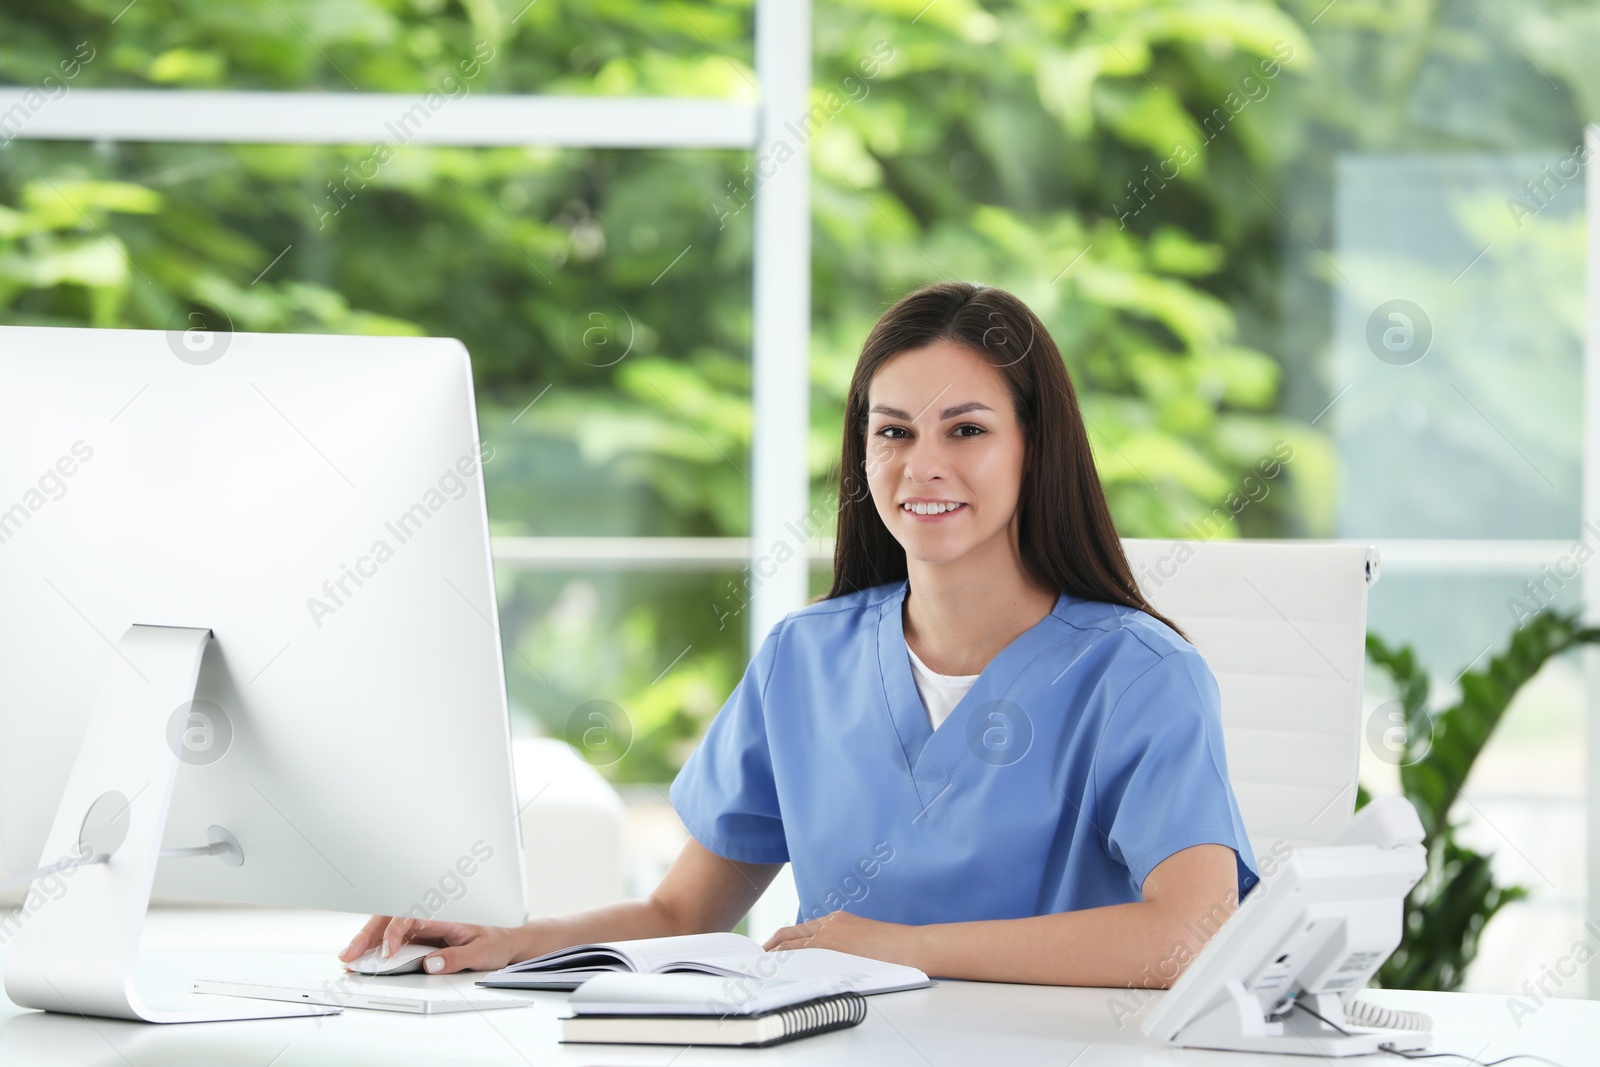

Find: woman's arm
<box><xmin>763</xmin><ymin>843</ymin><xmax>1240</xmax><ymax>987</ymax></box>
<box><xmin>340</xmin><ymin>838</ymin><xmax>784</xmax><ymax>974</ymax></box>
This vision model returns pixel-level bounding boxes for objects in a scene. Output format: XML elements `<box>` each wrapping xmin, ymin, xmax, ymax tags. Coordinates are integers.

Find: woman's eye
<box><xmin>874</xmin><ymin>426</ymin><xmax>908</xmax><ymax>440</ymax></box>
<box><xmin>953</xmin><ymin>424</ymin><xmax>986</xmax><ymax>438</ymax></box>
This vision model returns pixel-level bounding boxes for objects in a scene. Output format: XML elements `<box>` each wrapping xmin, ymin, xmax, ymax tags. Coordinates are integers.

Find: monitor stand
<box><xmin>2</xmin><ymin>625</ymin><xmax>335</xmax><ymax>1023</ymax></box>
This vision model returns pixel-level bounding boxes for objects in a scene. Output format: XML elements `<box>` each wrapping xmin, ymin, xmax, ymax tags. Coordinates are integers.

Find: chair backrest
<box><xmin>1121</xmin><ymin>539</ymin><xmax>1379</xmax><ymax>858</ymax></box>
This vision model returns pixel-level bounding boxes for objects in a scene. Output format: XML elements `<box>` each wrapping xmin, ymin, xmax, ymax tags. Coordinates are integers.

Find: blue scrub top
<box><xmin>670</xmin><ymin>579</ymin><xmax>1258</xmax><ymax>926</ymax></box>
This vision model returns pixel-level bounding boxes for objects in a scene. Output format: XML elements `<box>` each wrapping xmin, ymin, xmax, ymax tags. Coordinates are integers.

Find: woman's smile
<box><xmin>899</xmin><ymin>498</ymin><xmax>968</xmax><ymax>521</ymax></box>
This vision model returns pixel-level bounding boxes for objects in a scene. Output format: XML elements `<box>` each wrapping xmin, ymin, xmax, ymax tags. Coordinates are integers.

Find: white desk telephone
<box><xmin>1143</xmin><ymin>796</ymin><xmax>1433</xmax><ymax>1057</ymax></box>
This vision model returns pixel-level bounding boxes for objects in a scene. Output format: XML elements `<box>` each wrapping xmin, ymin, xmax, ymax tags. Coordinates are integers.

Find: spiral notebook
<box><xmin>560</xmin><ymin>973</ymin><xmax>867</xmax><ymax>1048</ymax></box>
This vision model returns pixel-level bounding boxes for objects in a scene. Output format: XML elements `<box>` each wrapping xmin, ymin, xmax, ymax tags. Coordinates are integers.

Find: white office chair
<box><xmin>509</xmin><ymin>735</ymin><xmax>629</xmax><ymax>916</ymax></box>
<box><xmin>1122</xmin><ymin>538</ymin><xmax>1380</xmax><ymax>856</ymax></box>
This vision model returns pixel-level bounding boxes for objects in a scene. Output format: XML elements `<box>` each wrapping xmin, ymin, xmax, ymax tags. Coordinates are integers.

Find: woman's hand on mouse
<box><xmin>339</xmin><ymin>915</ymin><xmax>525</xmax><ymax>975</ymax></box>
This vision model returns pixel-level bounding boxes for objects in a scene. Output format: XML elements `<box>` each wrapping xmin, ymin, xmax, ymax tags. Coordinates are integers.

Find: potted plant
<box><xmin>1362</xmin><ymin>608</ymin><xmax>1600</xmax><ymax>990</ymax></box>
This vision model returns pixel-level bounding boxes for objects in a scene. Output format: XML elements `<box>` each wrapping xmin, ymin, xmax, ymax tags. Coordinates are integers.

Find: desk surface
<box><xmin>1</xmin><ymin>908</ymin><xmax>1593</xmax><ymax>1066</ymax></box>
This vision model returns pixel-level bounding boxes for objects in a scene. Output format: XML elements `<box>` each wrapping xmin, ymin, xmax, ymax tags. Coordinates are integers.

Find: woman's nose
<box><xmin>903</xmin><ymin>437</ymin><xmax>947</xmax><ymax>482</ymax></box>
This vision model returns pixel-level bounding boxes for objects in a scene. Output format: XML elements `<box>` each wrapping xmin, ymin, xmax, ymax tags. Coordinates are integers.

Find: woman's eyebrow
<box><xmin>868</xmin><ymin>401</ymin><xmax>994</xmax><ymax>420</ymax></box>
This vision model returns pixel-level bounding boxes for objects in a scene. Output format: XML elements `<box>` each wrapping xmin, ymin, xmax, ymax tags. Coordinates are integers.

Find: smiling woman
<box><xmin>834</xmin><ymin>282</ymin><xmax>1187</xmax><ymax>653</ymax></box>
<box><xmin>343</xmin><ymin>282</ymin><xmax>1258</xmax><ymax>990</ymax></box>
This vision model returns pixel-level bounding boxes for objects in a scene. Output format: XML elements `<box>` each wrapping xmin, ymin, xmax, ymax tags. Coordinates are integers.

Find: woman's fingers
<box><xmin>768</xmin><ymin>931</ymin><xmax>825</xmax><ymax>952</ymax></box>
<box><xmin>382</xmin><ymin>916</ymin><xmax>418</xmax><ymax>957</ymax></box>
<box><xmin>339</xmin><ymin>915</ymin><xmax>391</xmax><ymax>962</ymax></box>
<box><xmin>762</xmin><ymin>920</ymin><xmax>819</xmax><ymax>952</ymax></box>
<box><xmin>379</xmin><ymin>918</ymin><xmax>487</xmax><ymax>955</ymax></box>
<box><xmin>418</xmin><ymin>941</ymin><xmax>482</xmax><ymax>975</ymax></box>
<box><xmin>418</xmin><ymin>927</ymin><xmax>511</xmax><ymax>975</ymax></box>
<box><xmin>338</xmin><ymin>916</ymin><xmax>504</xmax><ymax>970</ymax></box>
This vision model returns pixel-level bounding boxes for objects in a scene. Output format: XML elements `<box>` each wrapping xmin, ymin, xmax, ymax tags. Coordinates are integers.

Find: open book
<box><xmin>475</xmin><ymin>932</ymin><xmax>932</xmax><ymax>995</ymax></box>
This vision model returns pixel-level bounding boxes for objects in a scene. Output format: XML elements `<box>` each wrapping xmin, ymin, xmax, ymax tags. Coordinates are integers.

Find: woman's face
<box><xmin>864</xmin><ymin>339</ymin><xmax>1028</xmax><ymax>569</ymax></box>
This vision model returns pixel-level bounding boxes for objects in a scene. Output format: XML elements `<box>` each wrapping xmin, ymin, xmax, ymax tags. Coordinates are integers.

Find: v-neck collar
<box><xmin>875</xmin><ymin>579</ymin><xmax>1072</xmax><ymax>808</ymax></box>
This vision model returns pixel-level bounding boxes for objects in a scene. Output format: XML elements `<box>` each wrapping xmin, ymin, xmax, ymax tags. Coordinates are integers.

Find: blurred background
<box><xmin>0</xmin><ymin>0</ymin><xmax>1593</xmax><ymax>998</ymax></box>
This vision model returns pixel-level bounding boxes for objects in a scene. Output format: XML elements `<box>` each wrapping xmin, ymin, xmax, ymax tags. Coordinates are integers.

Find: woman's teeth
<box><xmin>902</xmin><ymin>502</ymin><xmax>964</xmax><ymax>515</ymax></box>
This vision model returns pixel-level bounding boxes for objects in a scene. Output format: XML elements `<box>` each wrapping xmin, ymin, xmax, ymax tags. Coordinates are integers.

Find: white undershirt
<box><xmin>905</xmin><ymin>639</ymin><xmax>982</xmax><ymax>730</ymax></box>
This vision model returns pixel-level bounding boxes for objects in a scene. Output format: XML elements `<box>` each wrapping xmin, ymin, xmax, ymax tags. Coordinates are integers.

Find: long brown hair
<box><xmin>824</xmin><ymin>281</ymin><xmax>1187</xmax><ymax>641</ymax></box>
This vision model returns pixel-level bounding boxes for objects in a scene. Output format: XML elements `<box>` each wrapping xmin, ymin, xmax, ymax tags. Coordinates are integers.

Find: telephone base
<box><xmin>1174</xmin><ymin>986</ymin><xmax>1431</xmax><ymax>1058</ymax></box>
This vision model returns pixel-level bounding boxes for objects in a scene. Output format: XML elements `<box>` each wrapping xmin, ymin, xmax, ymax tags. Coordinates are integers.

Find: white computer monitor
<box><xmin>0</xmin><ymin>325</ymin><xmax>527</xmax><ymax>1022</ymax></box>
<box><xmin>1141</xmin><ymin>797</ymin><xmax>1432</xmax><ymax>1057</ymax></box>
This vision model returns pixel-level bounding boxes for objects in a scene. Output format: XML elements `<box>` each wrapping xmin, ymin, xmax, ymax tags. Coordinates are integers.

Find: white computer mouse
<box><xmin>344</xmin><ymin>943</ymin><xmax>434</xmax><ymax>975</ymax></box>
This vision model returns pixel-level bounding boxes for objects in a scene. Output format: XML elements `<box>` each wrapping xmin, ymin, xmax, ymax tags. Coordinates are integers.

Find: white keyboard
<box><xmin>193</xmin><ymin>977</ymin><xmax>531</xmax><ymax>1015</ymax></box>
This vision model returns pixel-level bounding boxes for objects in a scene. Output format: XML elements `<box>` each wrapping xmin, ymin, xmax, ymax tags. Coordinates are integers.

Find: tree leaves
<box><xmin>0</xmin><ymin>0</ymin><xmax>1348</xmax><ymax>778</ymax></box>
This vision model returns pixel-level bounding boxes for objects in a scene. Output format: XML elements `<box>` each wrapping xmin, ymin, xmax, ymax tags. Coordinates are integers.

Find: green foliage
<box><xmin>1363</xmin><ymin>610</ymin><xmax>1600</xmax><ymax>990</ymax></box>
<box><xmin>24</xmin><ymin>0</ymin><xmax>1567</xmax><ymax>780</ymax></box>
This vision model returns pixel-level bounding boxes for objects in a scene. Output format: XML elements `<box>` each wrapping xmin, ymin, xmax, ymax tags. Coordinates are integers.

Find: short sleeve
<box><xmin>668</xmin><ymin>620</ymin><xmax>790</xmax><ymax>865</ymax></box>
<box><xmin>1093</xmin><ymin>650</ymin><xmax>1258</xmax><ymax>898</ymax></box>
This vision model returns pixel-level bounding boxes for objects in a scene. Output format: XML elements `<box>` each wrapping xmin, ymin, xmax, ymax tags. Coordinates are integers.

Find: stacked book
<box><xmin>478</xmin><ymin>933</ymin><xmax>934</xmax><ymax>1048</ymax></box>
<box><xmin>560</xmin><ymin>973</ymin><xmax>870</xmax><ymax>1048</ymax></box>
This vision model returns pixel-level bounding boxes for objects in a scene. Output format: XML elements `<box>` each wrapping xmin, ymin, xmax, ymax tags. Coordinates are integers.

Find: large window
<box><xmin>3</xmin><ymin>0</ymin><xmax>1595</xmax><ymax>995</ymax></box>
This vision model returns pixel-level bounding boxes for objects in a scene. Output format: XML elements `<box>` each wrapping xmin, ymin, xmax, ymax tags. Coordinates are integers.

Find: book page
<box><xmin>512</xmin><ymin>950</ymin><xmax>629</xmax><ymax>973</ymax></box>
<box><xmin>619</xmin><ymin>932</ymin><xmax>765</xmax><ymax>973</ymax></box>
<box><xmin>500</xmin><ymin>932</ymin><xmax>758</xmax><ymax>974</ymax></box>
<box><xmin>722</xmin><ymin>947</ymin><xmax>932</xmax><ymax>995</ymax></box>
<box><xmin>568</xmin><ymin>973</ymin><xmax>843</xmax><ymax>1016</ymax></box>
<box><xmin>502</xmin><ymin>947</ymin><xmax>629</xmax><ymax>973</ymax></box>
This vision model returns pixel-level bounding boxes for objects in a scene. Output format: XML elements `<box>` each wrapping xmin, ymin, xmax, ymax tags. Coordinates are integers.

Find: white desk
<box><xmin>1</xmin><ymin>908</ymin><xmax>1594</xmax><ymax>1066</ymax></box>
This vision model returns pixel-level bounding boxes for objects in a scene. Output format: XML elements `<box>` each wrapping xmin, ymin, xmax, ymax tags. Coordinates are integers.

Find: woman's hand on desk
<box><xmin>763</xmin><ymin>911</ymin><xmax>923</xmax><ymax>969</ymax></box>
<box><xmin>337</xmin><ymin>840</ymin><xmax>785</xmax><ymax>976</ymax></box>
<box><xmin>339</xmin><ymin>915</ymin><xmax>528</xmax><ymax>975</ymax></box>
